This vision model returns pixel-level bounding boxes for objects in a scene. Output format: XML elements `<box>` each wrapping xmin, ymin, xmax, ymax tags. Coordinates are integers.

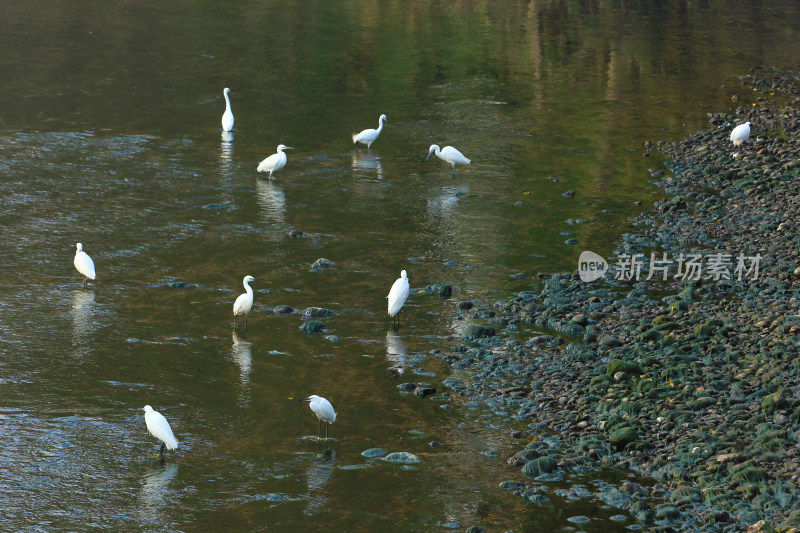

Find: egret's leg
<box><xmin>325</xmin><ymin>422</ymin><xmax>329</xmax><ymax>441</ymax></box>
<box><xmin>317</xmin><ymin>418</ymin><xmax>322</xmax><ymax>440</ymax></box>
<box><xmin>83</xmin><ymin>276</ymin><xmax>87</xmax><ymax>286</ymax></box>
<box><xmin>244</xmin><ymin>314</ymin><xmax>248</xmax><ymax>331</ymax></box>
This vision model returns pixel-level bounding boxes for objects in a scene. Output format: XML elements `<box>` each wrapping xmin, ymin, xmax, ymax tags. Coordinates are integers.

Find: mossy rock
<box><xmin>463</xmin><ymin>325</ymin><xmax>495</xmax><ymax>340</ymax></box>
<box><xmin>426</xmin><ymin>283</ymin><xmax>452</xmax><ymax>297</ymax></box>
<box><xmin>670</xmin><ymin>485</ymin><xmax>702</xmax><ymax>505</ymax></box>
<box><xmin>300</xmin><ymin>320</ymin><xmax>326</xmax><ymax>333</ymax></box>
<box><xmin>761</xmin><ymin>390</ymin><xmax>788</xmax><ymax>417</ymax></box>
<box><xmin>634</xmin><ymin>378</ymin><xmax>656</xmax><ymax>393</ymax></box>
<box><xmin>521</xmin><ymin>455</ymin><xmax>557</xmax><ymax>478</ymax></box>
<box><xmin>618</xmin><ymin>401</ymin><xmax>643</xmax><ymax>416</ymax></box>
<box><xmin>515</xmin><ymin>448</ymin><xmax>545</xmax><ymax>462</ymax></box>
<box><xmin>608</xmin><ymin>426</ymin><xmax>638</xmax><ymax>450</ymax></box>
<box><xmin>731</xmin><ymin>466</ymin><xmax>768</xmax><ymax>483</ymax></box>
<box><xmin>606</xmin><ymin>358</ymin><xmax>640</xmax><ymax>377</ymax></box>
<box><xmin>654</xmin><ymin>504</ymin><xmax>681</xmax><ymax>522</ymax></box>
<box><xmin>636</xmin><ymin>328</ymin><xmax>663</xmax><ymax>342</ymax></box>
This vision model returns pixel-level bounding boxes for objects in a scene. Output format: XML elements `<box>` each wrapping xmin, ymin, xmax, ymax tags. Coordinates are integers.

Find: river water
<box><xmin>1</xmin><ymin>1</ymin><xmax>798</xmax><ymax>531</ymax></box>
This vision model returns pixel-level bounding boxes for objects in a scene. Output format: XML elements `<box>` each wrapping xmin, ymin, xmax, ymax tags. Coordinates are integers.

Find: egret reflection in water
<box><xmin>385</xmin><ymin>330</ymin><xmax>408</xmax><ymax>374</ymax></box>
<box><xmin>231</xmin><ymin>331</ymin><xmax>253</xmax><ymax>388</ymax></box>
<box><xmin>139</xmin><ymin>462</ymin><xmax>179</xmax><ymax>516</ymax></box>
<box><xmin>71</xmin><ymin>289</ymin><xmax>95</xmax><ymax>348</ymax></box>
<box><xmin>255</xmin><ymin>179</ymin><xmax>290</xmax><ymax>237</ymax></box>
<box><xmin>220</xmin><ymin>131</ymin><xmax>233</xmax><ymax>172</ymax></box>
<box><xmin>304</xmin><ymin>449</ymin><xmax>336</xmax><ymax>515</ymax></box>
<box><xmin>351</xmin><ymin>150</ymin><xmax>383</xmax><ymax>179</ymax></box>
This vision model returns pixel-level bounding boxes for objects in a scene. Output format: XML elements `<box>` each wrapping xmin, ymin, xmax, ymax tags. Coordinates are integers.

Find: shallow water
<box><xmin>1</xmin><ymin>1</ymin><xmax>798</xmax><ymax>531</ymax></box>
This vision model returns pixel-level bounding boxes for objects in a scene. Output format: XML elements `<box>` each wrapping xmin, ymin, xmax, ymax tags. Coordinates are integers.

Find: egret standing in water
<box><xmin>73</xmin><ymin>243</ymin><xmax>96</xmax><ymax>285</ymax></box>
<box><xmin>221</xmin><ymin>87</ymin><xmax>234</xmax><ymax>132</ymax></box>
<box><xmin>730</xmin><ymin>121</ymin><xmax>751</xmax><ymax>146</ymax></box>
<box><xmin>233</xmin><ymin>275</ymin><xmax>257</xmax><ymax>330</ymax></box>
<box><xmin>143</xmin><ymin>405</ymin><xmax>179</xmax><ymax>460</ymax></box>
<box><xmin>387</xmin><ymin>270</ymin><xmax>410</xmax><ymax>329</ymax></box>
<box><xmin>427</xmin><ymin>144</ymin><xmax>471</xmax><ymax>174</ymax></box>
<box><xmin>352</xmin><ymin>114</ymin><xmax>388</xmax><ymax>150</ymax></box>
<box><xmin>300</xmin><ymin>395</ymin><xmax>336</xmax><ymax>440</ymax></box>
<box><xmin>257</xmin><ymin>144</ymin><xmax>293</xmax><ymax>178</ymax></box>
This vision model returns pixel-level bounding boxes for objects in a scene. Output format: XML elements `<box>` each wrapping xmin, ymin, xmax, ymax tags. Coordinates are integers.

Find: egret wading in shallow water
<box><xmin>257</xmin><ymin>144</ymin><xmax>293</xmax><ymax>178</ymax></box>
<box><xmin>387</xmin><ymin>270</ymin><xmax>410</xmax><ymax>329</ymax></box>
<box><xmin>73</xmin><ymin>243</ymin><xmax>96</xmax><ymax>285</ymax></box>
<box><xmin>730</xmin><ymin>121</ymin><xmax>751</xmax><ymax>146</ymax></box>
<box><xmin>352</xmin><ymin>114</ymin><xmax>388</xmax><ymax>150</ymax></box>
<box><xmin>143</xmin><ymin>405</ymin><xmax>178</xmax><ymax>460</ymax></box>
<box><xmin>221</xmin><ymin>88</ymin><xmax>234</xmax><ymax>132</ymax></box>
<box><xmin>233</xmin><ymin>275</ymin><xmax>257</xmax><ymax>330</ymax></box>
<box><xmin>427</xmin><ymin>144</ymin><xmax>471</xmax><ymax>174</ymax></box>
<box><xmin>300</xmin><ymin>395</ymin><xmax>336</xmax><ymax>440</ymax></box>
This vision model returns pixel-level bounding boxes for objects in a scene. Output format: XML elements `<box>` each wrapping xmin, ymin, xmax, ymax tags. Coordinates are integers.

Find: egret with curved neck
<box><xmin>257</xmin><ymin>144</ymin><xmax>293</xmax><ymax>178</ymax></box>
<box><xmin>233</xmin><ymin>275</ymin><xmax>257</xmax><ymax>329</ymax></box>
<box><xmin>427</xmin><ymin>144</ymin><xmax>471</xmax><ymax>175</ymax></box>
<box><xmin>74</xmin><ymin>242</ymin><xmax>96</xmax><ymax>285</ymax></box>
<box><xmin>221</xmin><ymin>88</ymin><xmax>234</xmax><ymax>132</ymax></box>
<box><xmin>352</xmin><ymin>114</ymin><xmax>388</xmax><ymax>150</ymax></box>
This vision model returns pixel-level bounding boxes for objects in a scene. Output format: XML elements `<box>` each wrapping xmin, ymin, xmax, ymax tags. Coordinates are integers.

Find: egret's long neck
<box><xmin>376</xmin><ymin>117</ymin><xmax>384</xmax><ymax>133</ymax></box>
<box><xmin>243</xmin><ymin>280</ymin><xmax>253</xmax><ymax>294</ymax></box>
<box><xmin>224</xmin><ymin>92</ymin><xmax>231</xmax><ymax>111</ymax></box>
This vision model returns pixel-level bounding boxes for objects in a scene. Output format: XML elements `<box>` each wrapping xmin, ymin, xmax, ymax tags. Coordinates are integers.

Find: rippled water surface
<box><xmin>1</xmin><ymin>1</ymin><xmax>799</xmax><ymax>531</ymax></box>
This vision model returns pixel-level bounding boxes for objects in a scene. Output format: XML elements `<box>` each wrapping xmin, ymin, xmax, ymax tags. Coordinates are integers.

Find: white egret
<box><xmin>257</xmin><ymin>144</ymin><xmax>293</xmax><ymax>178</ymax></box>
<box><xmin>387</xmin><ymin>270</ymin><xmax>410</xmax><ymax>329</ymax></box>
<box><xmin>143</xmin><ymin>405</ymin><xmax>179</xmax><ymax>459</ymax></box>
<box><xmin>233</xmin><ymin>275</ymin><xmax>257</xmax><ymax>330</ymax></box>
<box><xmin>221</xmin><ymin>88</ymin><xmax>234</xmax><ymax>132</ymax></box>
<box><xmin>300</xmin><ymin>395</ymin><xmax>336</xmax><ymax>440</ymax></box>
<box><xmin>427</xmin><ymin>144</ymin><xmax>471</xmax><ymax>174</ymax></box>
<box><xmin>352</xmin><ymin>114</ymin><xmax>388</xmax><ymax>150</ymax></box>
<box><xmin>730</xmin><ymin>121</ymin><xmax>751</xmax><ymax>146</ymax></box>
<box><xmin>73</xmin><ymin>243</ymin><xmax>96</xmax><ymax>285</ymax></box>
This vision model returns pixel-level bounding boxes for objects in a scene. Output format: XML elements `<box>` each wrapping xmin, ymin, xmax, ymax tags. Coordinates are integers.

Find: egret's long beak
<box><xmin>298</xmin><ymin>397</ymin><xmax>311</xmax><ymax>402</ymax></box>
<box><xmin>285</xmin><ymin>146</ymin><xmax>294</xmax><ymax>150</ymax></box>
<box><xmin>426</xmin><ymin>151</ymin><xmax>433</xmax><ymax>161</ymax></box>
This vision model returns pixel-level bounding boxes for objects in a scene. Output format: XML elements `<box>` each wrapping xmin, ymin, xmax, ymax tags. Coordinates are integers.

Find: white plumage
<box><xmin>730</xmin><ymin>121</ymin><xmax>750</xmax><ymax>146</ymax></box>
<box><xmin>387</xmin><ymin>270</ymin><xmax>410</xmax><ymax>328</ymax></box>
<box><xmin>221</xmin><ymin>88</ymin><xmax>234</xmax><ymax>132</ymax></box>
<box><xmin>301</xmin><ymin>394</ymin><xmax>336</xmax><ymax>440</ymax></box>
<box><xmin>427</xmin><ymin>144</ymin><xmax>471</xmax><ymax>173</ymax></box>
<box><xmin>143</xmin><ymin>405</ymin><xmax>179</xmax><ymax>454</ymax></box>
<box><xmin>257</xmin><ymin>144</ymin><xmax>293</xmax><ymax>178</ymax></box>
<box><xmin>73</xmin><ymin>243</ymin><xmax>96</xmax><ymax>284</ymax></box>
<box><xmin>233</xmin><ymin>275</ymin><xmax>256</xmax><ymax>329</ymax></box>
<box><xmin>352</xmin><ymin>114</ymin><xmax>388</xmax><ymax>149</ymax></box>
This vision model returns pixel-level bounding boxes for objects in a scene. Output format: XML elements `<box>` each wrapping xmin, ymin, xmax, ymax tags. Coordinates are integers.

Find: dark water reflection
<box><xmin>1</xmin><ymin>0</ymin><xmax>798</xmax><ymax>531</ymax></box>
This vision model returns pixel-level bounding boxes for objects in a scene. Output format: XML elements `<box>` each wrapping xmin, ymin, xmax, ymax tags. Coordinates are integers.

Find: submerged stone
<box><xmin>300</xmin><ymin>320</ymin><xmax>326</xmax><ymax>333</ymax></box>
<box><xmin>361</xmin><ymin>448</ymin><xmax>387</xmax><ymax>458</ymax></box>
<box><xmin>383</xmin><ymin>452</ymin><xmax>421</xmax><ymax>464</ymax></box>
<box><xmin>463</xmin><ymin>325</ymin><xmax>496</xmax><ymax>340</ymax></box>
<box><xmin>521</xmin><ymin>455</ymin><xmax>557</xmax><ymax>477</ymax></box>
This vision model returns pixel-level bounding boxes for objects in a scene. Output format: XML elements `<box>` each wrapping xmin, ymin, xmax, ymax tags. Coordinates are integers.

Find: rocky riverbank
<box><xmin>440</xmin><ymin>67</ymin><xmax>800</xmax><ymax>531</ymax></box>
